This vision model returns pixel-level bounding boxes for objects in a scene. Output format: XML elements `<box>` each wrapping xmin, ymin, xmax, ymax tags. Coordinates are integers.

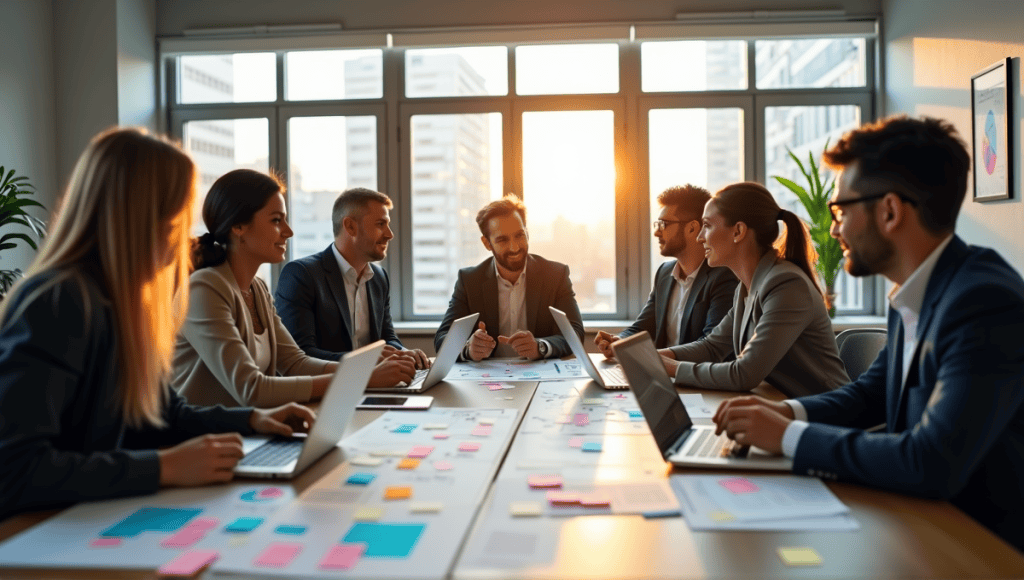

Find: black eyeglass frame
<box><xmin>827</xmin><ymin>192</ymin><xmax>917</xmax><ymax>223</ymax></box>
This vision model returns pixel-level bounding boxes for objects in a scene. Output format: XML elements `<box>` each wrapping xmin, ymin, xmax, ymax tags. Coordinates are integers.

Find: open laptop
<box><xmin>612</xmin><ymin>331</ymin><xmax>792</xmax><ymax>471</ymax></box>
<box><xmin>236</xmin><ymin>340</ymin><xmax>383</xmax><ymax>479</ymax></box>
<box><xmin>549</xmin><ymin>306</ymin><xmax>629</xmax><ymax>389</ymax></box>
<box><xmin>373</xmin><ymin>312</ymin><xmax>480</xmax><ymax>393</ymax></box>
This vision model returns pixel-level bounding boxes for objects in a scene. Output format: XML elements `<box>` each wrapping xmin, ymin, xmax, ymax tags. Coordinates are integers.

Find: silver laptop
<box><xmin>373</xmin><ymin>312</ymin><xmax>480</xmax><ymax>393</ymax></box>
<box><xmin>549</xmin><ymin>306</ymin><xmax>629</xmax><ymax>390</ymax></box>
<box><xmin>612</xmin><ymin>332</ymin><xmax>792</xmax><ymax>471</ymax></box>
<box><xmin>236</xmin><ymin>340</ymin><xmax>383</xmax><ymax>479</ymax></box>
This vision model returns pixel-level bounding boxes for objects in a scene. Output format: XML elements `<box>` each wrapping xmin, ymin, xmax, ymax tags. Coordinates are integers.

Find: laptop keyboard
<box><xmin>237</xmin><ymin>438</ymin><xmax>302</xmax><ymax>467</ymax></box>
<box><xmin>684</xmin><ymin>429</ymin><xmax>749</xmax><ymax>458</ymax></box>
<box><xmin>600</xmin><ymin>365</ymin><xmax>629</xmax><ymax>387</ymax></box>
<box><xmin>395</xmin><ymin>368</ymin><xmax>428</xmax><ymax>388</ymax></box>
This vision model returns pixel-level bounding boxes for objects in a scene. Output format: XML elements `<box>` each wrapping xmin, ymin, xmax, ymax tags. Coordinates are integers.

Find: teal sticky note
<box><xmin>101</xmin><ymin>507</ymin><xmax>202</xmax><ymax>538</ymax></box>
<box><xmin>392</xmin><ymin>424</ymin><xmax>418</xmax><ymax>434</ymax></box>
<box><xmin>275</xmin><ymin>525</ymin><xmax>307</xmax><ymax>535</ymax></box>
<box><xmin>628</xmin><ymin>410</ymin><xmax>644</xmax><ymax>421</ymax></box>
<box><xmin>225</xmin><ymin>516</ymin><xmax>264</xmax><ymax>533</ymax></box>
<box><xmin>346</xmin><ymin>473</ymin><xmax>376</xmax><ymax>486</ymax></box>
<box><xmin>581</xmin><ymin>442</ymin><xmax>603</xmax><ymax>452</ymax></box>
<box><xmin>342</xmin><ymin>523</ymin><xmax>425</xmax><ymax>558</ymax></box>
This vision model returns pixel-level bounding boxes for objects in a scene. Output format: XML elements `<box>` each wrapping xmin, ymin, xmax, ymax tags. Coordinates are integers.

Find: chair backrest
<box><xmin>835</xmin><ymin>328</ymin><xmax>887</xmax><ymax>380</ymax></box>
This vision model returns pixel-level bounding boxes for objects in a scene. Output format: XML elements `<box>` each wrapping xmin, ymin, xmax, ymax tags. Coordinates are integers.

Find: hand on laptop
<box><xmin>367</xmin><ymin>355</ymin><xmax>417</xmax><ymax>388</ymax></box>
<box><xmin>712</xmin><ymin>396</ymin><xmax>793</xmax><ymax>455</ymax></box>
<box><xmin>250</xmin><ymin>402</ymin><xmax>317</xmax><ymax>437</ymax></box>
<box><xmin>404</xmin><ymin>348</ymin><xmax>431</xmax><ymax>369</ymax></box>
<box><xmin>157</xmin><ymin>433</ymin><xmax>244</xmax><ymax>487</ymax></box>
<box><xmin>593</xmin><ymin>330</ymin><xmax>619</xmax><ymax>359</ymax></box>
<box><xmin>467</xmin><ymin>322</ymin><xmax>497</xmax><ymax>361</ymax></box>
<box><xmin>498</xmin><ymin>330</ymin><xmax>540</xmax><ymax>360</ymax></box>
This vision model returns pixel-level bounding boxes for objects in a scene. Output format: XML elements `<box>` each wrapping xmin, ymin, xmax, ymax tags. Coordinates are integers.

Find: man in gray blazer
<box><xmin>594</xmin><ymin>185</ymin><xmax>737</xmax><ymax>357</ymax></box>
<box><xmin>275</xmin><ymin>188</ymin><xmax>425</xmax><ymax>388</ymax></box>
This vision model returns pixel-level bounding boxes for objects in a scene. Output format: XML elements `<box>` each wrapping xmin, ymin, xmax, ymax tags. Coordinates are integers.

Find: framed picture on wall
<box><xmin>970</xmin><ymin>57</ymin><xmax>1012</xmax><ymax>202</ymax></box>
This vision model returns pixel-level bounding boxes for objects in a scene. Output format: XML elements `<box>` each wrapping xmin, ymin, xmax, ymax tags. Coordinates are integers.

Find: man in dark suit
<box><xmin>275</xmin><ymin>188</ymin><xmax>424</xmax><ymax>388</ymax></box>
<box><xmin>434</xmin><ymin>195</ymin><xmax>584</xmax><ymax>361</ymax></box>
<box><xmin>593</xmin><ymin>185</ymin><xmax>737</xmax><ymax>357</ymax></box>
<box><xmin>713</xmin><ymin>116</ymin><xmax>1024</xmax><ymax>551</ymax></box>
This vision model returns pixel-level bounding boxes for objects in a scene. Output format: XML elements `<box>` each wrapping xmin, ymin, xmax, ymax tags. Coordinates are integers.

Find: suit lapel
<box><xmin>885</xmin><ymin>307</ymin><xmax>903</xmax><ymax>431</ymax></box>
<box><xmin>525</xmin><ymin>255</ymin><xmax>540</xmax><ymax>331</ymax></box>
<box><xmin>655</xmin><ymin>262</ymin><xmax>675</xmax><ymax>347</ymax></box>
<box><xmin>740</xmin><ymin>254</ymin><xmax>774</xmax><ymax>344</ymax></box>
<box><xmin>320</xmin><ymin>245</ymin><xmax>353</xmax><ymax>338</ymax></box>
<box><xmin>480</xmin><ymin>259</ymin><xmax>500</xmax><ymax>339</ymax></box>
<box><xmin>365</xmin><ymin>265</ymin><xmax>381</xmax><ymax>342</ymax></box>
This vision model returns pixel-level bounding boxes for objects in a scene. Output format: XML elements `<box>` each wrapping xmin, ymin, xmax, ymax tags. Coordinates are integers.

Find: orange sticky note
<box><xmin>397</xmin><ymin>458</ymin><xmax>420</xmax><ymax>470</ymax></box>
<box><xmin>384</xmin><ymin>486</ymin><xmax>412</xmax><ymax>500</ymax></box>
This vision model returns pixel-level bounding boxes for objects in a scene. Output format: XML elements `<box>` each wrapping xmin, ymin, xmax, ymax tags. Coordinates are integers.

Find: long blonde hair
<box><xmin>0</xmin><ymin>127</ymin><xmax>197</xmax><ymax>428</ymax></box>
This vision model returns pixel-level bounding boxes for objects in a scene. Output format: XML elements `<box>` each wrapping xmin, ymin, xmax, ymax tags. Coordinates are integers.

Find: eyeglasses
<box><xmin>828</xmin><ymin>192</ymin><xmax>917</xmax><ymax>224</ymax></box>
<box><xmin>653</xmin><ymin>218</ymin><xmax>697</xmax><ymax>231</ymax></box>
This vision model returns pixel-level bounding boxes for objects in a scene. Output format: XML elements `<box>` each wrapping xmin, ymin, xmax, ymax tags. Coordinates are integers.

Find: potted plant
<box><xmin>772</xmin><ymin>146</ymin><xmax>843</xmax><ymax>317</ymax></box>
<box><xmin>0</xmin><ymin>167</ymin><xmax>47</xmax><ymax>299</ymax></box>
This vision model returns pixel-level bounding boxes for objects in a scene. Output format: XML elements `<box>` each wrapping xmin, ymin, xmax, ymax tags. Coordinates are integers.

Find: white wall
<box><xmin>883</xmin><ymin>0</ymin><xmax>1024</xmax><ymax>273</ymax></box>
<box><xmin>0</xmin><ymin>0</ymin><xmax>57</xmax><ymax>271</ymax></box>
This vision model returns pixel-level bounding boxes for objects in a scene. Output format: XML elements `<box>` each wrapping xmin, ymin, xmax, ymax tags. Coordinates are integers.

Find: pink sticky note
<box><xmin>487</xmin><ymin>383</ymin><xmax>503</xmax><ymax>391</ymax></box>
<box><xmin>578</xmin><ymin>492</ymin><xmax>612</xmax><ymax>507</ymax></box>
<box><xmin>158</xmin><ymin>549</ymin><xmax>219</xmax><ymax>576</ymax></box>
<box><xmin>574</xmin><ymin>413</ymin><xmax>589</xmax><ymax>427</ymax></box>
<box><xmin>433</xmin><ymin>433</ymin><xmax>449</xmax><ymax>440</ymax></box>
<box><xmin>718</xmin><ymin>477</ymin><xmax>760</xmax><ymax>494</ymax></box>
<box><xmin>89</xmin><ymin>537</ymin><xmax>122</xmax><ymax>548</ymax></box>
<box><xmin>185</xmin><ymin>517</ymin><xmax>220</xmax><ymax>532</ymax></box>
<box><xmin>471</xmin><ymin>427</ymin><xmax>491</xmax><ymax>437</ymax></box>
<box><xmin>433</xmin><ymin>460</ymin><xmax>454</xmax><ymax>470</ymax></box>
<box><xmin>546</xmin><ymin>491</ymin><xmax>580</xmax><ymax>505</ymax></box>
<box><xmin>258</xmin><ymin>487</ymin><xmax>285</xmax><ymax>499</ymax></box>
<box><xmin>254</xmin><ymin>542</ymin><xmax>303</xmax><ymax>568</ymax></box>
<box><xmin>160</xmin><ymin>529</ymin><xmax>206</xmax><ymax>548</ymax></box>
<box><xmin>408</xmin><ymin>445</ymin><xmax>434</xmax><ymax>458</ymax></box>
<box><xmin>567</xmin><ymin>437</ymin><xmax>583</xmax><ymax>448</ymax></box>
<box><xmin>319</xmin><ymin>544</ymin><xmax>366</xmax><ymax>570</ymax></box>
<box><xmin>528</xmin><ymin>475</ymin><xmax>563</xmax><ymax>488</ymax></box>
<box><xmin>615</xmin><ymin>393</ymin><xmax>628</xmax><ymax>399</ymax></box>
<box><xmin>459</xmin><ymin>442</ymin><xmax>481</xmax><ymax>452</ymax></box>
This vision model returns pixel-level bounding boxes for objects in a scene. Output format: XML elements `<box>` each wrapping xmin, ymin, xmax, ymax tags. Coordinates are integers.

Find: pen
<box><xmin>554</xmin><ymin>363</ymin><xmax>561</xmax><ymax>374</ymax></box>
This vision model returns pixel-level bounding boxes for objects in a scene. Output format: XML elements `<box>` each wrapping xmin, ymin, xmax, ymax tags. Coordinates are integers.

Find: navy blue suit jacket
<box><xmin>275</xmin><ymin>244</ymin><xmax>404</xmax><ymax>361</ymax></box>
<box><xmin>619</xmin><ymin>260</ymin><xmax>737</xmax><ymax>348</ymax></box>
<box><xmin>793</xmin><ymin>237</ymin><xmax>1024</xmax><ymax>550</ymax></box>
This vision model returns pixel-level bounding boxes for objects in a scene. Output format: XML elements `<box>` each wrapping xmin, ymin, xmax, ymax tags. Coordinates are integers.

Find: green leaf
<box><xmin>0</xmin><ymin>232</ymin><xmax>38</xmax><ymax>251</ymax></box>
<box><xmin>0</xmin><ymin>243</ymin><xmax>16</xmax><ymax>251</ymax></box>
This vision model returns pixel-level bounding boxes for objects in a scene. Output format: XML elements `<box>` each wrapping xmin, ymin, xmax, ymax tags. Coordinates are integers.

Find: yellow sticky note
<box><xmin>708</xmin><ymin>510</ymin><xmax>735</xmax><ymax>522</ymax></box>
<box><xmin>228</xmin><ymin>535</ymin><xmax>249</xmax><ymax>547</ymax></box>
<box><xmin>409</xmin><ymin>501</ymin><xmax>443</xmax><ymax>513</ymax></box>
<box><xmin>384</xmin><ymin>486</ymin><xmax>412</xmax><ymax>500</ymax></box>
<box><xmin>353</xmin><ymin>506</ymin><xmax>384</xmax><ymax>521</ymax></box>
<box><xmin>397</xmin><ymin>458</ymin><xmax>420</xmax><ymax>470</ymax></box>
<box><xmin>778</xmin><ymin>547</ymin><xmax>822</xmax><ymax>566</ymax></box>
<box><xmin>509</xmin><ymin>501</ymin><xmax>543</xmax><ymax>517</ymax></box>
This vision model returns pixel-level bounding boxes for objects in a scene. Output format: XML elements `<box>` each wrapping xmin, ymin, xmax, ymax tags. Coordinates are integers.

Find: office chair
<box><xmin>835</xmin><ymin>328</ymin><xmax>887</xmax><ymax>380</ymax></box>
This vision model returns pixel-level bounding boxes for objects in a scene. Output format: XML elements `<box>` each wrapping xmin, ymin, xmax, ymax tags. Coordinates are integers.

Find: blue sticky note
<box><xmin>100</xmin><ymin>507</ymin><xmax>202</xmax><ymax>538</ymax></box>
<box><xmin>342</xmin><ymin>523</ymin><xmax>426</xmax><ymax>558</ymax></box>
<box><xmin>225</xmin><ymin>516</ymin><xmax>264</xmax><ymax>533</ymax></box>
<box><xmin>628</xmin><ymin>410</ymin><xmax>644</xmax><ymax>421</ymax></box>
<box><xmin>581</xmin><ymin>442</ymin><xmax>603</xmax><ymax>452</ymax></box>
<box><xmin>346</xmin><ymin>473</ymin><xmax>376</xmax><ymax>486</ymax></box>
<box><xmin>392</xmin><ymin>424</ymin><xmax>418</xmax><ymax>434</ymax></box>
<box><xmin>275</xmin><ymin>525</ymin><xmax>307</xmax><ymax>535</ymax></box>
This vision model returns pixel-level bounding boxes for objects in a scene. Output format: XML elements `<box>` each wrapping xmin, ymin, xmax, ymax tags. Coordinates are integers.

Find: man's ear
<box><xmin>686</xmin><ymin>220</ymin><xmax>700</xmax><ymax>237</ymax></box>
<box><xmin>877</xmin><ymin>193</ymin><xmax>907</xmax><ymax>234</ymax></box>
<box><xmin>342</xmin><ymin>215</ymin><xmax>359</xmax><ymax>237</ymax></box>
<box><xmin>481</xmin><ymin>235</ymin><xmax>493</xmax><ymax>252</ymax></box>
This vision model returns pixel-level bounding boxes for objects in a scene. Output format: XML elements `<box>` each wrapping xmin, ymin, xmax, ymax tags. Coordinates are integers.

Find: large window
<box><xmin>165</xmin><ymin>25</ymin><xmax>878</xmax><ymax>320</ymax></box>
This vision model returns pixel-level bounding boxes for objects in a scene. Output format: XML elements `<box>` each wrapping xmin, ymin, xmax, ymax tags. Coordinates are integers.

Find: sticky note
<box><xmin>582</xmin><ymin>398</ymin><xmax>606</xmax><ymax>405</ymax></box>
<box><xmin>353</xmin><ymin>507</ymin><xmax>384</xmax><ymax>521</ymax></box>
<box><xmin>578</xmin><ymin>492</ymin><xmax>611</xmax><ymax>507</ymax></box>
<box><xmin>89</xmin><ymin>537</ymin><xmax>122</xmax><ymax>548</ymax></box>
<box><xmin>478</xmin><ymin>418</ymin><xmax>496</xmax><ymax>425</ymax></box>
<box><xmin>225</xmin><ymin>517</ymin><xmax>264</xmax><ymax>533</ymax></box>
<box><xmin>392</xmin><ymin>424</ymin><xmax>418</xmax><ymax>434</ymax></box>
<box><xmin>527</xmin><ymin>475</ymin><xmax>563</xmax><ymax>488</ymax></box>
<box><xmin>397</xmin><ymin>458</ymin><xmax>420</xmax><ymax>470</ymax></box>
<box><xmin>384</xmin><ymin>486</ymin><xmax>412</xmax><ymax>500</ymax></box>
<box><xmin>346</xmin><ymin>473</ymin><xmax>376</xmax><ymax>486</ymax></box>
<box><xmin>459</xmin><ymin>442</ymin><xmax>481</xmax><ymax>452</ymax></box>
<box><xmin>718</xmin><ymin>477</ymin><xmax>760</xmax><ymax>494</ymax></box>
<box><xmin>509</xmin><ymin>502</ymin><xmax>543</xmax><ymax>517</ymax></box>
<box><xmin>274</xmin><ymin>525</ymin><xmax>307</xmax><ymax>535</ymax></box>
<box><xmin>471</xmin><ymin>426</ymin><xmax>492</xmax><ymax>436</ymax></box>
<box><xmin>253</xmin><ymin>542</ymin><xmax>302</xmax><ymax>568</ymax></box>
<box><xmin>615</xmin><ymin>393</ymin><xmax>628</xmax><ymax>399</ymax></box>
<box><xmin>228</xmin><ymin>536</ymin><xmax>249</xmax><ymax>548</ymax></box>
<box><xmin>101</xmin><ymin>507</ymin><xmax>202</xmax><ymax>538</ymax></box>
<box><xmin>350</xmin><ymin>455</ymin><xmax>384</xmax><ymax>467</ymax></box>
<box><xmin>546</xmin><ymin>491</ymin><xmax>579</xmax><ymax>505</ymax></box>
<box><xmin>504</xmin><ymin>396</ymin><xmax>514</xmax><ymax>400</ymax></box>
<box><xmin>567</xmin><ymin>437</ymin><xmax>583</xmax><ymax>448</ymax></box>
<box><xmin>628</xmin><ymin>410</ymin><xmax>644</xmax><ymax>421</ymax></box>
<box><xmin>433</xmin><ymin>460</ymin><xmax>453</xmax><ymax>471</ymax></box>
<box><xmin>318</xmin><ymin>544</ymin><xmax>365</xmax><ymax>570</ymax></box>
<box><xmin>185</xmin><ymin>517</ymin><xmax>219</xmax><ymax>531</ymax></box>
<box><xmin>370</xmin><ymin>450</ymin><xmax>403</xmax><ymax>457</ymax></box>
<box><xmin>407</xmin><ymin>445</ymin><xmax>434</xmax><ymax>458</ymax></box>
<box><xmin>157</xmin><ymin>549</ymin><xmax>219</xmax><ymax>576</ymax></box>
<box><xmin>708</xmin><ymin>511</ymin><xmax>735</xmax><ymax>522</ymax></box>
<box><xmin>409</xmin><ymin>501</ymin><xmax>443</xmax><ymax>513</ymax></box>
<box><xmin>433</xmin><ymin>433</ymin><xmax>449</xmax><ymax>440</ymax></box>
<box><xmin>581</xmin><ymin>442</ymin><xmax>603</xmax><ymax>452</ymax></box>
<box><xmin>160</xmin><ymin>529</ymin><xmax>205</xmax><ymax>548</ymax></box>
<box><xmin>574</xmin><ymin>413</ymin><xmax>590</xmax><ymax>427</ymax></box>
<box><xmin>423</xmin><ymin>423</ymin><xmax>449</xmax><ymax>430</ymax></box>
<box><xmin>342</xmin><ymin>523</ymin><xmax>426</xmax><ymax>558</ymax></box>
<box><xmin>258</xmin><ymin>487</ymin><xmax>284</xmax><ymax>499</ymax></box>
<box><xmin>488</xmin><ymin>383</ymin><xmax>503</xmax><ymax>391</ymax></box>
<box><xmin>778</xmin><ymin>546</ymin><xmax>823</xmax><ymax>566</ymax></box>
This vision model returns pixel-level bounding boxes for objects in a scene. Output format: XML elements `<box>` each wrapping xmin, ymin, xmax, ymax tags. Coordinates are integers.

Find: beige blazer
<box><xmin>668</xmin><ymin>252</ymin><xmax>849</xmax><ymax>398</ymax></box>
<box><xmin>173</xmin><ymin>261</ymin><xmax>333</xmax><ymax>407</ymax></box>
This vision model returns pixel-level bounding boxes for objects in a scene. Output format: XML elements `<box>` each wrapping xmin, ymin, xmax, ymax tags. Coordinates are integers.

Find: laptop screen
<box><xmin>548</xmin><ymin>306</ymin><xmax>604</xmax><ymax>383</ymax></box>
<box><xmin>613</xmin><ymin>332</ymin><xmax>694</xmax><ymax>458</ymax></box>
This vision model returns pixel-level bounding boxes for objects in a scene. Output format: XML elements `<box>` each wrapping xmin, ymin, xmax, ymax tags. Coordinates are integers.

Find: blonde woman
<box><xmin>661</xmin><ymin>182</ymin><xmax>849</xmax><ymax>398</ymax></box>
<box><xmin>173</xmin><ymin>169</ymin><xmax>337</xmax><ymax>407</ymax></box>
<box><xmin>0</xmin><ymin>128</ymin><xmax>314</xmax><ymax>520</ymax></box>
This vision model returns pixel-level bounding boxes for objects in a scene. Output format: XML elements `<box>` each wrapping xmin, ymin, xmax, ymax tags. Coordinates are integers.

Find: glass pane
<box><xmin>286</xmin><ymin>50</ymin><xmax>383</xmax><ymax>100</ymax></box>
<box><xmin>648</xmin><ymin>108</ymin><xmax>744</xmax><ymax>282</ymax></box>
<box><xmin>410</xmin><ymin>113</ymin><xmax>503</xmax><ymax>315</ymax></box>
<box><xmin>523</xmin><ymin>110</ymin><xmax>615</xmax><ymax>313</ymax></box>
<box><xmin>405</xmin><ymin>47</ymin><xmax>508</xmax><ymax>98</ymax></box>
<box><xmin>516</xmin><ymin>44</ymin><xmax>619</xmax><ymax>95</ymax></box>
<box><xmin>288</xmin><ymin>116</ymin><xmax>377</xmax><ymax>261</ymax></box>
<box><xmin>178</xmin><ymin>53</ymin><xmax>276</xmax><ymax>103</ymax></box>
<box><xmin>756</xmin><ymin>38</ymin><xmax>866</xmax><ymax>89</ymax></box>
<box><xmin>763</xmin><ymin>104</ymin><xmax>862</xmax><ymax>310</ymax></box>
<box><xmin>641</xmin><ymin>41</ymin><xmax>747</xmax><ymax>92</ymax></box>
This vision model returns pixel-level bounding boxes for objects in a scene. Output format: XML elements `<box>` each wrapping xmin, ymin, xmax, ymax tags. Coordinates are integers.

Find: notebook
<box><xmin>549</xmin><ymin>306</ymin><xmax>629</xmax><ymax>389</ymax></box>
<box><xmin>372</xmin><ymin>312</ymin><xmax>480</xmax><ymax>393</ymax></box>
<box><xmin>612</xmin><ymin>331</ymin><xmax>793</xmax><ymax>471</ymax></box>
<box><xmin>235</xmin><ymin>340</ymin><xmax>383</xmax><ymax>479</ymax></box>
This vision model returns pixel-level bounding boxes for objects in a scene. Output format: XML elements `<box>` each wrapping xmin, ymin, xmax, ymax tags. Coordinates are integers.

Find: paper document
<box><xmin>448</xmin><ymin>358</ymin><xmax>585</xmax><ymax>381</ymax></box>
<box><xmin>680</xmin><ymin>393</ymin><xmax>714</xmax><ymax>420</ymax></box>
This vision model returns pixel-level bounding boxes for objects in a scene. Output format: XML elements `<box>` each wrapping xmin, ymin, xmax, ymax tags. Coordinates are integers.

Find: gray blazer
<box><xmin>173</xmin><ymin>261</ymin><xmax>333</xmax><ymax>408</ymax></box>
<box><xmin>668</xmin><ymin>253</ymin><xmax>849</xmax><ymax>398</ymax></box>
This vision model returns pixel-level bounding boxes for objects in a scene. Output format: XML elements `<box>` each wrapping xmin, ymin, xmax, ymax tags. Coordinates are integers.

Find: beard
<box><xmin>495</xmin><ymin>249</ymin><xmax>527</xmax><ymax>272</ymax></box>
<box><xmin>660</xmin><ymin>235</ymin><xmax>685</xmax><ymax>258</ymax></box>
<box><xmin>843</xmin><ymin>219</ymin><xmax>894</xmax><ymax>277</ymax></box>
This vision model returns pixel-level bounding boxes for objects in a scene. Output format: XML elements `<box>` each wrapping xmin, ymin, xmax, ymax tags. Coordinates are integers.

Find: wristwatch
<box><xmin>537</xmin><ymin>340</ymin><xmax>549</xmax><ymax>359</ymax></box>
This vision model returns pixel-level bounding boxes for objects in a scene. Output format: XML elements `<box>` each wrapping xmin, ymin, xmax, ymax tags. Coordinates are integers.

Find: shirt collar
<box><xmin>494</xmin><ymin>257</ymin><xmax>527</xmax><ymax>288</ymax></box>
<box><xmin>672</xmin><ymin>260</ymin><xmax>701</xmax><ymax>285</ymax></box>
<box><xmin>332</xmin><ymin>242</ymin><xmax>374</xmax><ymax>284</ymax></box>
<box><xmin>889</xmin><ymin>235</ymin><xmax>954</xmax><ymax>316</ymax></box>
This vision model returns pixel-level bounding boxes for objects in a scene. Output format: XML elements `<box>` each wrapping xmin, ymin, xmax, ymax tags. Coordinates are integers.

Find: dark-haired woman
<box><xmin>661</xmin><ymin>182</ymin><xmax>849</xmax><ymax>398</ymax></box>
<box><xmin>173</xmin><ymin>169</ymin><xmax>337</xmax><ymax>407</ymax></box>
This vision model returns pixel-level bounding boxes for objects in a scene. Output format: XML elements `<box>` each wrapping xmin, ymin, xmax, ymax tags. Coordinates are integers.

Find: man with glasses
<box><xmin>594</xmin><ymin>185</ymin><xmax>737</xmax><ymax>357</ymax></box>
<box><xmin>712</xmin><ymin>116</ymin><xmax>1024</xmax><ymax>551</ymax></box>
<box><xmin>435</xmin><ymin>194</ymin><xmax>584</xmax><ymax>361</ymax></box>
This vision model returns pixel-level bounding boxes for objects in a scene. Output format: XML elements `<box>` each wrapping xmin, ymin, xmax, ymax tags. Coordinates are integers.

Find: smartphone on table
<box><xmin>356</xmin><ymin>395</ymin><xmax>433</xmax><ymax>410</ymax></box>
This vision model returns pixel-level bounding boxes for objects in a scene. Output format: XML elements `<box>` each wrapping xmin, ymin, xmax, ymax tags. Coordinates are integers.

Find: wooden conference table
<box><xmin>2</xmin><ymin>355</ymin><xmax>1022</xmax><ymax>579</ymax></box>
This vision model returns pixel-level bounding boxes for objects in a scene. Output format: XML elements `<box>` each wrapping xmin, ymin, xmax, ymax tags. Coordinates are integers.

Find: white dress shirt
<box><xmin>665</xmin><ymin>261</ymin><xmax>699</xmax><ymax>347</ymax></box>
<box><xmin>494</xmin><ymin>260</ymin><xmax>528</xmax><ymax>358</ymax></box>
<box><xmin>780</xmin><ymin>235</ymin><xmax>955</xmax><ymax>458</ymax></box>
<box><xmin>331</xmin><ymin>242</ymin><xmax>374</xmax><ymax>350</ymax></box>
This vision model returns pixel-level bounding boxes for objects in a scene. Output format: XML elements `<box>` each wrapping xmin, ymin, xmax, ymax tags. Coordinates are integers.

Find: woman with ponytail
<box><xmin>173</xmin><ymin>169</ymin><xmax>338</xmax><ymax>407</ymax></box>
<box><xmin>661</xmin><ymin>182</ymin><xmax>849</xmax><ymax>397</ymax></box>
<box><xmin>0</xmin><ymin>128</ymin><xmax>314</xmax><ymax>520</ymax></box>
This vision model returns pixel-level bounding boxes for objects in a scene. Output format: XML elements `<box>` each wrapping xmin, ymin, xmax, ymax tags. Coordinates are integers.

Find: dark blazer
<box><xmin>434</xmin><ymin>254</ymin><xmax>584</xmax><ymax>358</ymax></box>
<box><xmin>275</xmin><ymin>244</ymin><xmax>404</xmax><ymax>361</ymax></box>
<box><xmin>793</xmin><ymin>237</ymin><xmax>1024</xmax><ymax>551</ymax></box>
<box><xmin>619</xmin><ymin>260</ymin><xmax>737</xmax><ymax>348</ymax></box>
<box><xmin>0</xmin><ymin>270</ymin><xmax>254</xmax><ymax>520</ymax></box>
